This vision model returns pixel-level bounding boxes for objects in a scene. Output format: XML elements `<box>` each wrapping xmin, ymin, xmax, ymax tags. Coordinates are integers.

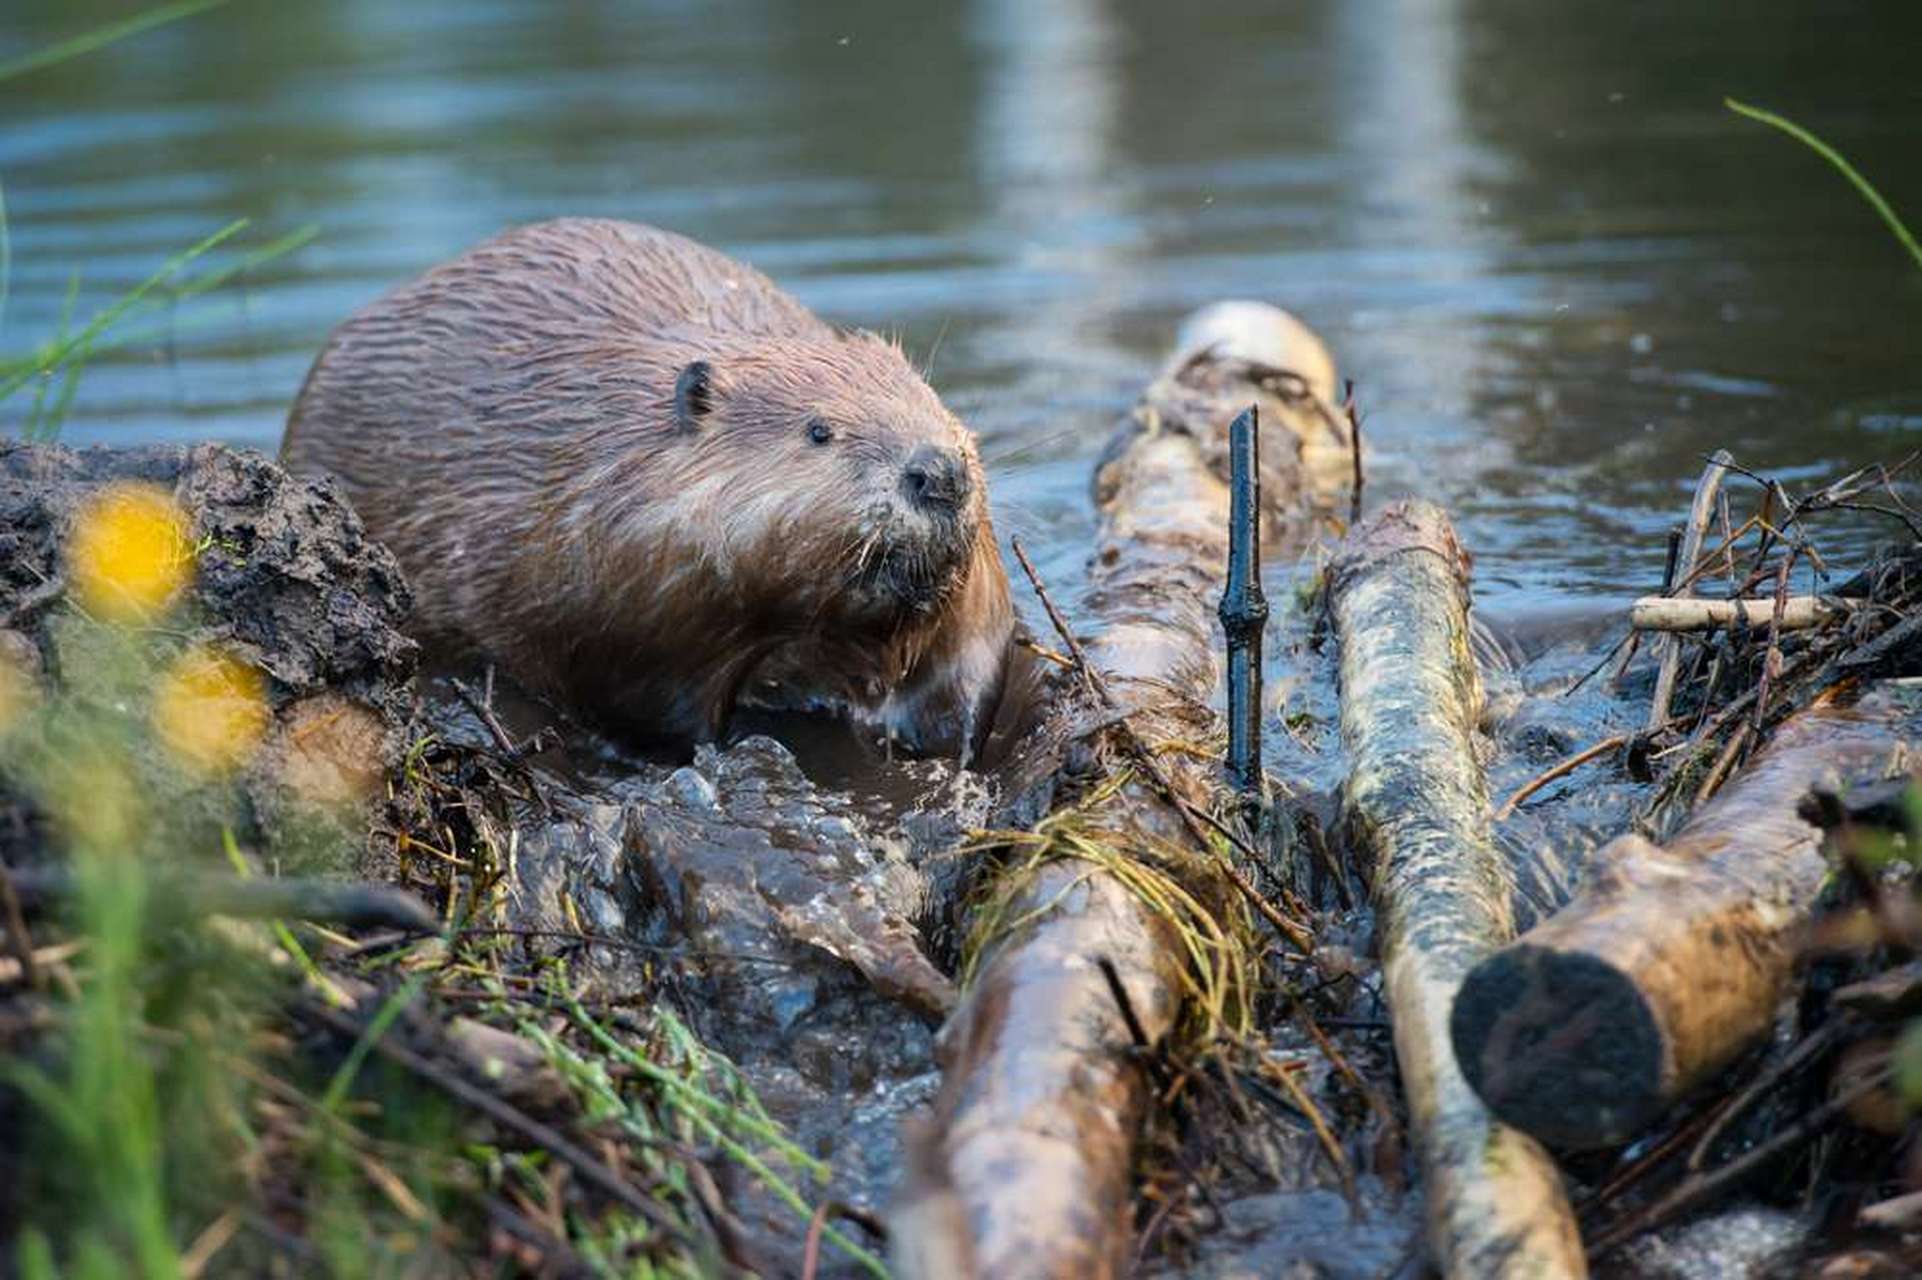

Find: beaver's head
<box><xmin>659</xmin><ymin>331</ymin><xmax>991</xmax><ymax>630</ymax></box>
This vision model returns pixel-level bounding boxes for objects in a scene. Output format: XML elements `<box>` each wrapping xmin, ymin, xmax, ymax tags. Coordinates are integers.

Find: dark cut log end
<box><xmin>1450</xmin><ymin>945</ymin><xmax>1667</xmax><ymax>1150</ymax></box>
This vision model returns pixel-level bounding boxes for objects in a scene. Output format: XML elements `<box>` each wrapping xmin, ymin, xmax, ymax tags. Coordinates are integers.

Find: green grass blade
<box><xmin>0</xmin><ymin>217</ymin><xmax>249</xmax><ymax>406</ymax></box>
<box><xmin>1726</xmin><ymin>97</ymin><xmax>1922</xmax><ymax>272</ymax></box>
<box><xmin>0</xmin><ymin>0</ymin><xmax>230</xmax><ymax>85</ymax></box>
<box><xmin>23</xmin><ymin>271</ymin><xmax>79</xmax><ymax>442</ymax></box>
<box><xmin>320</xmin><ymin>978</ymin><xmax>425</xmax><ymax>1116</ymax></box>
<box><xmin>157</xmin><ymin>222</ymin><xmax>317</xmax><ymax>307</ymax></box>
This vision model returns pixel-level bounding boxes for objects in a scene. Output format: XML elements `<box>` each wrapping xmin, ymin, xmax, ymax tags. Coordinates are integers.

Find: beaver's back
<box><xmin>283</xmin><ymin>217</ymin><xmax>831</xmax><ymax>470</ymax></box>
<box><xmin>280</xmin><ymin>218</ymin><xmax>838</xmax><ymax>647</ymax></box>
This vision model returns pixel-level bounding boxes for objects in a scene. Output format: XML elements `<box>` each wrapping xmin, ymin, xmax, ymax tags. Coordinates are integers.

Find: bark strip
<box><xmin>1452</xmin><ymin>690</ymin><xmax>1914</xmax><ymax>1150</ymax></box>
<box><xmin>1331</xmin><ymin>500</ymin><xmax>1587</xmax><ymax>1278</ymax></box>
<box><xmin>900</xmin><ymin>303</ymin><xmax>1349</xmax><ymax>1279</ymax></box>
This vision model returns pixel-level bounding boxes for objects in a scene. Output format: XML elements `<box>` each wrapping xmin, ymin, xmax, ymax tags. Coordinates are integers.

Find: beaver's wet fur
<box><xmin>283</xmin><ymin>218</ymin><xmax>1013</xmax><ymax>755</ymax></box>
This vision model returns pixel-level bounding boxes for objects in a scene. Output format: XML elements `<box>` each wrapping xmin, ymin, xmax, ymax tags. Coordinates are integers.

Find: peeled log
<box><xmin>1452</xmin><ymin>693</ymin><xmax>1914</xmax><ymax>1150</ymax></box>
<box><xmin>907</xmin><ymin>302</ymin><xmax>1350</xmax><ymax>1279</ymax></box>
<box><xmin>1331</xmin><ymin>500</ymin><xmax>1587</xmax><ymax>1278</ymax></box>
<box><xmin>1629</xmin><ymin>595</ymin><xmax>1837</xmax><ymax>633</ymax></box>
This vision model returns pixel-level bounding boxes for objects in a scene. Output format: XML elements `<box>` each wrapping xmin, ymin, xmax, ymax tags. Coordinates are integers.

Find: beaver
<box><xmin>281</xmin><ymin>218</ymin><xmax>1014</xmax><ymax>756</ymax></box>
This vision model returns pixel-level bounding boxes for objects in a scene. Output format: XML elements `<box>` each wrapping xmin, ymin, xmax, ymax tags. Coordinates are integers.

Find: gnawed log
<box><xmin>1452</xmin><ymin>687</ymin><xmax>1918</xmax><ymax>1150</ymax></box>
<box><xmin>899</xmin><ymin>302</ymin><xmax>1349</xmax><ymax>1278</ymax></box>
<box><xmin>1331</xmin><ymin>500</ymin><xmax>1587</xmax><ymax>1278</ymax></box>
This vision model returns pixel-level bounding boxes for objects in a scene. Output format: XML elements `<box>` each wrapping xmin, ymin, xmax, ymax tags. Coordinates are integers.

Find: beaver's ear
<box><xmin>673</xmin><ymin>360</ymin><xmax>716</xmax><ymax>431</ymax></box>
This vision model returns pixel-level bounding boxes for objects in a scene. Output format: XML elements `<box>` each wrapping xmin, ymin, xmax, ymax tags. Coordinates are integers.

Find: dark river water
<box><xmin>3</xmin><ymin>0</ymin><xmax>1920</xmax><ymax>619</ymax></box>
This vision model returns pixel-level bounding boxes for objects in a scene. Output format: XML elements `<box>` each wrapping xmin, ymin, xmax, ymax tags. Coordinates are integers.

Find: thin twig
<box><xmin>1345</xmin><ymin>383</ymin><xmax>1365</xmax><ymax>528</ymax></box>
<box><xmin>1685</xmin><ymin>1021</ymin><xmax>1842</xmax><ymax>1172</ymax></box>
<box><xmin>1575</xmin><ymin>1104</ymin><xmax>1723</xmax><ymax>1222</ymax></box>
<box><xmin>801</xmin><ymin>1201</ymin><xmax>833</xmax><ymax>1280</ymax></box>
<box><xmin>1587</xmin><ymin>1064</ymin><xmax>1890</xmax><ymax>1257</ymax></box>
<box><xmin>1098</xmin><ymin>954</ymin><xmax>1155</xmax><ymax>1050</ymax></box>
<box><xmin>481</xmin><ymin>1194</ymin><xmax>595</xmax><ymax>1278</ymax></box>
<box><xmin>299</xmin><ymin>999</ymin><xmax>691</xmax><ymax>1245</ymax></box>
<box><xmin>1263</xmin><ymin>1054</ymin><xmax>1358</xmax><ymax>1207</ymax></box>
<box><xmin>1493</xmin><ymin>735</ymin><xmax>1629</xmax><ymax>821</ymax></box>
<box><xmin>1750</xmin><ymin>550</ymin><xmax>1799</xmax><ymax>740</ymax></box>
<box><xmin>1288</xmin><ymin>993</ymin><xmax>1402</xmax><ymax>1156</ymax></box>
<box><xmin>450</xmin><ymin>675</ymin><xmax>522</xmax><ymax>758</ymax></box>
<box><xmin>0</xmin><ymin>861</ymin><xmax>39</xmax><ymax>990</ymax></box>
<box><xmin>1</xmin><ymin>573</ymin><xmax>65</xmax><ymax>628</ymax></box>
<box><xmin>1690</xmin><ymin>720</ymin><xmax>1751</xmax><ymax>809</ymax></box>
<box><xmin>1009</xmin><ymin>536</ymin><xmax>1314</xmax><ymax>953</ymax></box>
<box><xmin>1564</xmin><ymin>629</ymin><xmax>1633</xmax><ymax>696</ymax></box>
<box><xmin>6</xmin><ymin>867</ymin><xmax>439</xmax><ymax>933</ymax></box>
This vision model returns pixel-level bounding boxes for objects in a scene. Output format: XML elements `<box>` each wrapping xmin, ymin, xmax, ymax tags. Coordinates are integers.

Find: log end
<box><xmin>1450</xmin><ymin>944</ymin><xmax>1668</xmax><ymax>1150</ymax></box>
<box><xmin>1166</xmin><ymin>300</ymin><xmax>1338</xmax><ymax>404</ymax></box>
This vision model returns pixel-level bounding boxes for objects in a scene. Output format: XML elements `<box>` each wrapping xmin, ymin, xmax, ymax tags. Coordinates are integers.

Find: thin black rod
<box><xmin>1218</xmin><ymin>403</ymin><xmax>1267</xmax><ymax>808</ymax></box>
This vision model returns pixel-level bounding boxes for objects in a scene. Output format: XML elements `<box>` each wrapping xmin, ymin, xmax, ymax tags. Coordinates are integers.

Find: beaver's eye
<box><xmin>807</xmin><ymin>420</ymin><xmax>834</xmax><ymax>445</ymax></box>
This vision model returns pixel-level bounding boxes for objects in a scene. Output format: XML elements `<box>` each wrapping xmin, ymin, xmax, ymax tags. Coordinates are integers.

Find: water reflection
<box><xmin>0</xmin><ymin>0</ymin><xmax>1917</xmax><ymax>615</ymax></box>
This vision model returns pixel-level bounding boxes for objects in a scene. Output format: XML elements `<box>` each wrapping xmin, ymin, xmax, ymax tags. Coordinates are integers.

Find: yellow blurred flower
<box><xmin>153</xmin><ymin>647</ymin><xmax>270</xmax><ymax>776</ymax></box>
<box><xmin>69</xmin><ymin>484</ymin><xmax>193</xmax><ymax>623</ymax></box>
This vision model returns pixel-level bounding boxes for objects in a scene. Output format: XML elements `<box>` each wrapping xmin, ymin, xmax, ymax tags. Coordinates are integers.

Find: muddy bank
<box><xmin>0</xmin><ymin>440</ymin><xmax>979</xmax><ymax>1271</ymax></box>
<box><xmin>0</xmin><ymin>442</ymin><xmax>417</xmax><ymax>870</ymax></box>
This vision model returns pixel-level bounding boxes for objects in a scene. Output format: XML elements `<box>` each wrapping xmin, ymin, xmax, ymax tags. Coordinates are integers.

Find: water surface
<box><xmin>4</xmin><ymin>0</ymin><xmax>1919</xmax><ymax>618</ymax></box>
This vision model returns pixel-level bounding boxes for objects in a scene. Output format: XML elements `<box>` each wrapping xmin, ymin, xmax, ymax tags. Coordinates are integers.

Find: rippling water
<box><xmin>3</xmin><ymin>0</ymin><xmax>1919</xmax><ymax>619</ymax></box>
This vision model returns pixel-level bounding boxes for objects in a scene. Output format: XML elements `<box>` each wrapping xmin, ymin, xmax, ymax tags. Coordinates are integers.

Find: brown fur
<box><xmin>282</xmin><ymin>218</ymin><xmax>1013</xmax><ymax>754</ymax></box>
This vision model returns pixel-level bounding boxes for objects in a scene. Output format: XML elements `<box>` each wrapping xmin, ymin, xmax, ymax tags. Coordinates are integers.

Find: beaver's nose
<box><xmin>903</xmin><ymin>444</ymin><xmax>970</xmax><ymax>512</ymax></box>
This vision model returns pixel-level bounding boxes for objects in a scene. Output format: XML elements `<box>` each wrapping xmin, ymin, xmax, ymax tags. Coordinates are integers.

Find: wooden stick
<box><xmin>1628</xmin><ymin>594</ymin><xmax>1838</xmax><ymax>632</ymax></box>
<box><xmin>1494</xmin><ymin>734</ymin><xmax>1629</xmax><ymax>821</ymax></box>
<box><xmin>1010</xmin><ymin>538</ymin><xmax>1312</xmax><ymax>954</ymax></box>
<box><xmin>1453</xmin><ymin>690</ymin><xmax>1910</xmax><ymax>1150</ymax></box>
<box><xmin>1346</xmin><ymin>387</ymin><xmax>1365</xmax><ymax>529</ymax></box>
<box><xmin>0</xmin><ymin>861</ymin><xmax>40</xmax><ymax>990</ymax></box>
<box><xmin>8</xmin><ymin>867</ymin><xmax>439</xmax><ymax>934</ymax></box>
<box><xmin>1331</xmin><ymin>500</ymin><xmax>1586</xmax><ymax>1278</ymax></box>
<box><xmin>1586</xmin><ymin>1065</ymin><xmax>1890</xmax><ymax>1257</ymax></box>
<box><xmin>1647</xmin><ymin>451</ymin><xmax>1732</xmax><ymax>731</ymax></box>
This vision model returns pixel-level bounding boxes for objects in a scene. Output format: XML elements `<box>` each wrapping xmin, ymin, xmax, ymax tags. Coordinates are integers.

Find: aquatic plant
<box><xmin>1727</xmin><ymin>97</ymin><xmax>1922</xmax><ymax>272</ymax></box>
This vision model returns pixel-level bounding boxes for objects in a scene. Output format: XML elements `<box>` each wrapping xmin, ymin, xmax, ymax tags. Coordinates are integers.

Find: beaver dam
<box><xmin>6</xmin><ymin>292</ymin><xmax>1922</xmax><ymax>1278</ymax></box>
